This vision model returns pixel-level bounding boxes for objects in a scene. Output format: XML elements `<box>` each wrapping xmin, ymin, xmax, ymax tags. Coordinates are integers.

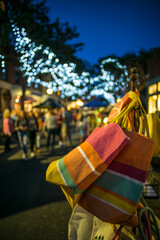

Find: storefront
<box><xmin>13</xmin><ymin>89</ymin><xmax>42</xmax><ymax>112</ymax></box>
<box><xmin>147</xmin><ymin>75</ymin><xmax>160</xmax><ymax>113</ymax></box>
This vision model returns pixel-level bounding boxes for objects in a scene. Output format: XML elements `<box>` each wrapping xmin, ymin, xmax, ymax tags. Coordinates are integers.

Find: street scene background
<box><xmin>0</xmin><ymin>1</ymin><xmax>160</xmax><ymax>239</ymax></box>
<box><xmin>0</xmin><ymin>125</ymin><xmax>81</xmax><ymax>240</ymax></box>
<box><xmin>0</xmin><ymin>123</ymin><xmax>160</xmax><ymax>240</ymax></box>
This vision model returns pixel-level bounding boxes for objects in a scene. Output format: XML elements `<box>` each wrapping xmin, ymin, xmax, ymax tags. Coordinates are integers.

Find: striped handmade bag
<box><xmin>107</xmin><ymin>91</ymin><xmax>140</xmax><ymax>124</ymax></box>
<box><xmin>46</xmin><ymin>123</ymin><xmax>129</xmax><ymax>208</ymax></box>
<box><xmin>78</xmin><ymin>127</ymin><xmax>155</xmax><ymax>226</ymax></box>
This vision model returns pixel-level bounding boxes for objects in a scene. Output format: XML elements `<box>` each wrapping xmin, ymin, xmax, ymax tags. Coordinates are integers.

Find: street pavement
<box><xmin>0</xmin><ymin>128</ymin><xmax>160</xmax><ymax>240</ymax></box>
<box><xmin>0</xmin><ymin>127</ymin><xmax>80</xmax><ymax>240</ymax></box>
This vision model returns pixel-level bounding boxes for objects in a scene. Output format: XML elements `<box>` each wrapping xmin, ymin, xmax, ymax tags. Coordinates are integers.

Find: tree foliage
<box><xmin>0</xmin><ymin>0</ymin><xmax>84</xmax><ymax>70</ymax></box>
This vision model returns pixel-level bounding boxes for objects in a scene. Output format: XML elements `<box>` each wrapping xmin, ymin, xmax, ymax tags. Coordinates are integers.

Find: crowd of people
<box><xmin>2</xmin><ymin>107</ymin><xmax>73</xmax><ymax>161</ymax></box>
<box><xmin>76</xmin><ymin>110</ymin><xmax>103</xmax><ymax>143</ymax></box>
<box><xmin>2</xmin><ymin>106</ymin><xmax>105</xmax><ymax>161</ymax></box>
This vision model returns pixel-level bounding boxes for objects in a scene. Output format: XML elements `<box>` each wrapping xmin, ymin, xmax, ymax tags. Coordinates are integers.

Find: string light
<box><xmin>7</xmin><ymin>22</ymin><xmax>129</xmax><ymax>101</ymax></box>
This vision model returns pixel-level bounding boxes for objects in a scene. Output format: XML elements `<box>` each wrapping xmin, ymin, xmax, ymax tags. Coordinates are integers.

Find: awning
<box><xmin>33</xmin><ymin>98</ymin><xmax>62</xmax><ymax>109</ymax></box>
<box><xmin>24</xmin><ymin>96</ymin><xmax>37</xmax><ymax>103</ymax></box>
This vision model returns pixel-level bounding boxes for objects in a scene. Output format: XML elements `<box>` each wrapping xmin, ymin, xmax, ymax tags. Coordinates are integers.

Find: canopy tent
<box><xmin>82</xmin><ymin>99</ymin><xmax>108</xmax><ymax>108</ymax></box>
<box><xmin>24</xmin><ymin>96</ymin><xmax>37</xmax><ymax>103</ymax></box>
<box><xmin>33</xmin><ymin>98</ymin><xmax>62</xmax><ymax>109</ymax></box>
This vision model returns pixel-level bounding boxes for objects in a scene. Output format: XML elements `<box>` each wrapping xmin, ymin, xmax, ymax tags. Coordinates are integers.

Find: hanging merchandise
<box><xmin>107</xmin><ymin>91</ymin><xmax>140</xmax><ymax>125</ymax></box>
<box><xmin>107</xmin><ymin>90</ymin><xmax>160</xmax><ymax>157</ymax></box>
<box><xmin>46</xmin><ymin>89</ymin><xmax>157</xmax><ymax>239</ymax></box>
<box><xmin>46</xmin><ymin>123</ymin><xmax>129</xmax><ymax>208</ymax></box>
<box><xmin>107</xmin><ymin>91</ymin><xmax>146</xmax><ymax>131</ymax></box>
<box><xmin>46</xmin><ymin>121</ymin><xmax>154</xmax><ymax>226</ymax></box>
<box><xmin>139</xmin><ymin>112</ymin><xmax>160</xmax><ymax>157</ymax></box>
<box><xmin>78</xmin><ymin>128</ymin><xmax>154</xmax><ymax>226</ymax></box>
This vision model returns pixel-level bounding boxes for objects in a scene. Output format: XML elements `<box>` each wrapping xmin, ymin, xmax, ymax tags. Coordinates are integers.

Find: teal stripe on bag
<box><xmin>58</xmin><ymin>157</ymin><xmax>76</xmax><ymax>188</ymax></box>
<box><xmin>58</xmin><ymin>157</ymin><xmax>83</xmax><ymax>194</ymax></box>
<box><xmin>95</xmin><ymin>171</ymin><xmax>143</xmax><ymax>203</ymax></box>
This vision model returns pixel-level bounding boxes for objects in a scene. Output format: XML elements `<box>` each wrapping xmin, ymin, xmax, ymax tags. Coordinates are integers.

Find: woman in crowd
<box><xmin>27</xmin><ymin>111</ymin><xmax>38</xmax><ymax>158</ymax></box>
<box><xmin>15</xmin><ymin>110</ymin><xmax>29</xmax><ymax>161</ymax></box>
<box><xmin>10</xmin><ymin>109</ymin><xmax>19</xmax><ymax>143</ymax></box>
<box><xmin>34</xmin><ymin>111</ymin><xmax>43</xmax><ymax>153</ymax></box>
<box><xmin>61</xmin><ymin>107</ymin><xmax>67</xmax><ymax>147</ymax></box>
<box><xmin>3</xmin><ymin>108</ymin><xmax>14</xmax><ymax>153</ymax></box>
<box><xmin>45</xmin><ymin>109</ymin><xmax>57</xmax><ymax>152</ymax></box>
<box><xmin>56</xmin><ymin>108</ymin><xmax>62</xmax><ymax>146</ymax></box>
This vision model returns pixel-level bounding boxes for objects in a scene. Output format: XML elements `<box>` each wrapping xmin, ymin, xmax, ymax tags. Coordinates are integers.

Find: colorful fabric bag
<box><xmin>46</xmin><ymin>123</ymin><xmax>129</xmax><ymax>208</ymax></box>
<box><xmin>139</xmin><ymin>112</ymin><xmax>160</xmax><ymax>157</ymax></box>
<box><xmin>107</xmin><ymin>91</ymin><xmax>146</xmax><ymax>131</ymax></box>
<box><xmin>107</xmin><ymin>91</ymin><xmax>140</xmax><ymax>124</ymax></box>
<box><xmin>108</xmin><ymin>90</ymin><xmax>160</xmax><ymax>157</ymax></box>
<box><xmin>78</xmin><ymin>129</ymin><xmax>154</xmax><ymax>226</ymax></box>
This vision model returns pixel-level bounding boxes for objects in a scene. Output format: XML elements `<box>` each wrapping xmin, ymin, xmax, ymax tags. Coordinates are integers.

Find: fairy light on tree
<box><xmin>11</xmin><ymin>22</ymin><xmax>130</xmax><ymax>103</ymax></box>
<box><xmin>0</xmin><ymin>54</ymin><xmax>6</xmax><ymax>80</ymax></box>
<box><xmin>12</xmin><ymin>23</ymin><xmax>89</xmax><ymax>100</ymax></box>
<box><xmin>97</xmin><ymin>57</ymin><xmax>129</xmax><ymax>101</ymax></box>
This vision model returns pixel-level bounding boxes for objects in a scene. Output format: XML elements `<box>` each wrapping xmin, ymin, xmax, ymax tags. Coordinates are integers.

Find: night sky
<box><xmin>47</xmin><ymin>0</ymin><xmax>160</xmax><ymax>65</ymax></box>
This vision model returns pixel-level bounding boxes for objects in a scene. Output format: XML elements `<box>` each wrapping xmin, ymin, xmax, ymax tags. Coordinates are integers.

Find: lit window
<box><xmin>148</xmin><ymin>95</ymin><xmax>157</xmax><ymax>113</ymax></box>
<box><xmin>158</xmin><ymin>82</ymin><xmax>160</xmax><ymax>92</ymax></box>
<box><xmin>148</xmin><ymin>84</ymin><xmax>157</xmax><ymax>95</ymax></box>
<box><xmin>158</xmin><ymin>94</ymin><xmax>160</xmax><ymax>111</ymax></box>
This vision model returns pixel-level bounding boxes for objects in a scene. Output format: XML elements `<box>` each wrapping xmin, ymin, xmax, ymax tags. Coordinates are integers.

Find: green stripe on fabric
<box><xmin>95</xmin><ymin>171</ymin><xmax>143</xmax><ymax>203</ymax></box>
<box><xmin>58</xmin><ymin>157</ymin><xmax>76</xmax><ymax>188</ymax></box>
<box><xmin>58</xmin><ymin>157</ymin><xmax>84</xmax><ymax>194</ymax></box>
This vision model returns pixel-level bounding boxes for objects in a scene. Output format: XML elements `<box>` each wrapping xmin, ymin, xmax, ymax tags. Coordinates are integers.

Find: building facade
<box><xmin>146</xmin><ymin>75</ymin><xmax>160</xmax><ymax>114</ymax></box>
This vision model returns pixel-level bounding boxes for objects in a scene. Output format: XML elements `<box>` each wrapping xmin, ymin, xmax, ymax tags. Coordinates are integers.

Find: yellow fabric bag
<box><xmin>107</xmin><ymin>91</ymin><xmax>160</xmax><ymax>157</ymax></box>
<box><xmin>107</xmin><ymin>91</ymin><xmax>146</xmax><ymax>131</ymax></box>
<box><xmin>139</xmin><ymin>113</ymin><xmax>160</xmax><ymax>157</ymax></box>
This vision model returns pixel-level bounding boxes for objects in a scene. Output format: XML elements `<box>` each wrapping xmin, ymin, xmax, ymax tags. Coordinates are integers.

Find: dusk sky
<box><xmin>47</xmin><ymin>0</ymin><xmax>160</xmax><ymax>65</ymax></box>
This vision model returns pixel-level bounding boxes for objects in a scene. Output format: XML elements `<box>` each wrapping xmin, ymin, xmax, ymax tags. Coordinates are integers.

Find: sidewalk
<box><xmin>0</xmin><ymin>127</ymin><xmax>80</xmax><ymax>240</ymax></box>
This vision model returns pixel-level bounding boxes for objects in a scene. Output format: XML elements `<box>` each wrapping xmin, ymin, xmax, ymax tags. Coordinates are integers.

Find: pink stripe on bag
<box><xmin>86</xmin><ymin>123</ymin><xmax>130</xmax><ymax>165</ymax></box>
<box><xmin>108</xmin><ymin>161</ymin><xmax>147</xmax><ymax>183</ymax></box>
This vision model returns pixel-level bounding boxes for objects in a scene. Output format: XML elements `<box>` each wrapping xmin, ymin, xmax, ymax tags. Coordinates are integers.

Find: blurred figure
<box><xmin>83</xmin><ymin>114</ymin><xmax>89</xmax><ymax>141</ymax></box>
<box><xmin>87</xmin><ymin>115</ymin><xmax>92</xmax><ymax>136</ymax></box>
<box><xmin>77</xmin><ymin>110</ymin><xmax>83</xmax><ymax>131</ymax></box>
<box><xmin>61</xmin><ymin>107</ymin><xmax>73</xmax><ymax>147</ymax></box>
<box><xmin>27</xmin><ymin>111</ymin><xmax>38</xmax><ymax>158</ymax></box>
<box><xmin>3</xmin><ymin>109</ymin><xmax>14</xmax><ymax>153</ymax></box>
<box><xmin>61</xmin><ymin>108</ymin><xmax>67</xmax><ymax>147</ymax></box>
<box><xmin>79</xmin><ymin>112</ymin><xmax>84</xmax><ymax>143</ymax></box>
<box><xmin>73</xmin><ymin>110</ymin><xmax>78</xmax><ymax>131</ymax></box>
<box><xmin>79</xmin><ymin>121</ymin><xmax>84</xmax><ymax>144</ymax></box>
<box><xmin>45</xmin><ymin>109</ymin><xmax>57</xmax><ymax>152</ymax></box>
<box><xmin>10</xmin><ymin>109</ymin><xmax>19</xmax><ymax>143</ymax></box>
<box><xmin>56</xmin><ymin>108</ymin><xmax>62</xmax><ymax>146</ymax></box>
<box><xmin>15</xmin><ymin>110</ymin><xmax>29</xmax><ymax>161</ymax></box>
<box><xmin>90</xmin><ymin>114</ymin><xmax>97</xmax><ymax>133</ymax></box>
<box><xmin>64</xmin><ymin>108</ymin><xmax>72</xmax><ymax>145</ymax></box>
<box><xmin>34</xmin><ymin>111</ymin><xmax>43</xmax><ymax>153</ymax></box>
<box><xmin>98</xmin><ymin>111</ymin><xmax>103</xmax><ymax>127</ymax></box>
<box><xmin>41</xmin><ymin>111</ymin><xmax>46</xmax><ymax>137</ymax></box>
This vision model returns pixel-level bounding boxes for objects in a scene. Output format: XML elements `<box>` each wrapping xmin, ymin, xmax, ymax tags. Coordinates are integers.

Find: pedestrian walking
<box><xmin>34</xmin><ymin>111</ymin><xmax>43</xmax><ymax>153</ymax></box>
<box><xmin>10</xmin><ymin>109</ymin><xmax>19</xmax><ymax>143</ymax></box>
<box><xmin>73</xmin><ymin>110</ymin><xmax>78</xmax><ymax>131</ymax></box>
<box><xmin>62</xmin><ymin>108</ymin><xmax>72</xmax><ymax>146</ymax></box>
<box><xmin>61</xmin><ymin>107</ymin><xmax>67</xmax><ymax>147</ymax></box>
<box><xmin>83</xmin><ymin>114</ymin><xmax>89</xmax><ymax>141</ymax></box>
<box><xmin>15</xmin><ymin>110</ymin><xmax>29</xmax><ymax>161</ymax></box>
<box><xmin>56</xmin><ymin>108</ymin><xmax>62</xmax><ymax>147</ymax></box>
<box><xmin>27</xmin><ymin>111</ymin><xmax>38</xmax><ymax>158</ymax></box>
<box><xmin>45</xmin><ymin>109</ymin><xmax>57</xmax><ymax>152</ymax></box>
<box><xmin>3</xmin><ymin>108</ymin><xmax>14</xmax><ymax>153</ymax></box>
